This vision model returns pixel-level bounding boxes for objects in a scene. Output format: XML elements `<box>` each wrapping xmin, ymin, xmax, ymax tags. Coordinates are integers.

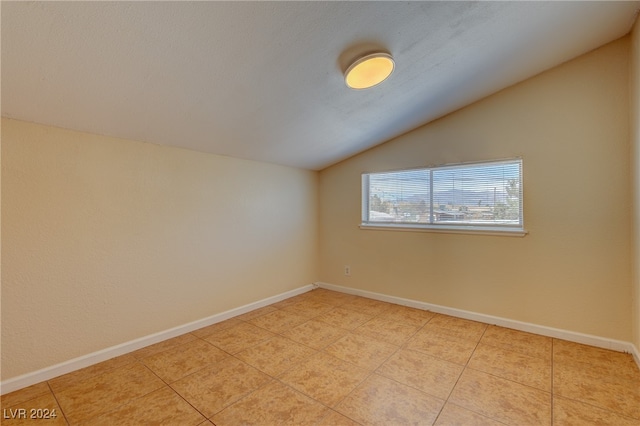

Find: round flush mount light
<box><xmin>344</xmin><ymin>52</ymin><xmax>395</xmax><ymax>89</ymax></box>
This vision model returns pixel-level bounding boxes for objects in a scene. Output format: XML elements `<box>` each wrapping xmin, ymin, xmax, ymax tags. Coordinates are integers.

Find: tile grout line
<box><xmin>45</xmin><ymin>381</ymin><xmax>70</xmax><ymax>426</ymax></box>
<box><xmin>207</xmin><ymin>293</ymin><xmax>367</xmax><ymax>424</ymax></box>
<box><xmin>433</xmin><ymin>322</ymin><xmax>490</xmax><ymax>425</ymax></box>
<box><xmin>205</xmin><ymin>374</ymin><xmax>276</xmax><ymax>423</ymax></box>
<box><xmin>219</xmin><ymin>366</ymin><xmax>278</xmax><ymax>421</ymax></box>
<box><xmin>272</xmin><ymin>370</ymin><xmax>357</xmax><ymax>424</ymax></box>
<box><xmin>157</xmin><ymin>343</ymin><xmax>282</xmax><ymax>422</ymax></box>
<box><xmin>272</xmin><ymin>296</ymin><xmax>408</xmax><ymax>424</ymax></box>
<box><xmin>271</xmin><ymin>300</ymin><xmax>369</xmax><ymax>425</ymax></box>
<box><xmin>302</xmin><ymin>307</ymin><xmax>477</xmax><ymax>424</ymax></box>
<box><xmin>461</xmin><ymin>364</ymin><xmax>555</xmax><ymax>395</ymax></box>
<box><xmin>132</xmin><ymin>332</ymin><xmax>201</xmax><ymax>362</ymax></box>
<box><xmin>364</xmin><ymin>312</ymin><xmax>445</xmax><ymax>424</ymax></box>
<box><xmin>11</xmin><ymin>290</ymin><xmax>637</xmax><ymax>424</ymax></box>
<box><xmin>68</xmin><ymin>362</ymin><xmax>173</xmax><ymax>425</ymax></box>
<box><xmin>217</xmin><ymin>293</ymin><xmax>364</xmax><ymax>423</ymax></box>
<box><xmin>432</xmin><ymin>322</ymin><xmax>553</xmax><ymax>425</ymax></box>
<box><xmin>549</xmin><ymin>338</ymin><xmax>640</xmax><ymax>423</ymax></box>
<box><xmin>285</xmin><ymin>303</ymin><xmax>400</xmax><ymax>416</ymax></box>
<box><xmin>47</xmin><ymin>359</ymin><xmax>160</xmax><ymax>425</ymax></box>
<box><xmin>145</xmin><ymin>350</ymin><xmax>272</xmax><ymax>424</ymax></box>
<box><xmin>551</xmin><ymin>394</ymin><xmax>640</xmax><ymax>423</ymax></box>
<box><xmin>335</xmin><ymin>310</ymin><xmax>502</xmax><ymax>425</ymax></box>
<box><xmin>551</xmin><ymin>338</ymin><xmax>555</xmax><ymax>425</ymax></box>
<box><xmin>165</xmin><ymin>382</ymin><xmax>210</xmax><ymax>424</ymax></box>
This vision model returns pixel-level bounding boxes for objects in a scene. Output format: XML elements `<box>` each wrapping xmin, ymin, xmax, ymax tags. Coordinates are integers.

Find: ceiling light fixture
<box><xmin>344</xmin><ymin>52</ymin><xmax>395</xmax><ymax>90</ymax></box>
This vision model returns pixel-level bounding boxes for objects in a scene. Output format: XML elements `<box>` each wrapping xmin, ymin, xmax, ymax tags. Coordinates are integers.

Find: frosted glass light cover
<box><xmin>345</xmin><ymin>53</ymin><xmax>395</xmax><ymax>89</ymax></box>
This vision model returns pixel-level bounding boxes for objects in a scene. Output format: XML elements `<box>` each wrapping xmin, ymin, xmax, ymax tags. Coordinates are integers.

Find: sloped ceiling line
<box><xmin>2</xmin><ymin>1</ymin><xmax>639</xmax><ymax>170</ymax></box>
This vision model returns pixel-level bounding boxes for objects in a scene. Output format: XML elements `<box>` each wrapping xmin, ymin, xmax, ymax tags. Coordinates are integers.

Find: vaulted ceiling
<box><xmin>2</xmin><ymin>1</ymin><xmax>639</xmax><ymax>170</ymax></box>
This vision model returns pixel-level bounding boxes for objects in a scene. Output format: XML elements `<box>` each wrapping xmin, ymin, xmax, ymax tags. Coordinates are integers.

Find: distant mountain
<box><xmin>375</xmin><ymin>189</ymin><xmax>508</xmax><ymax>206</ymax></box>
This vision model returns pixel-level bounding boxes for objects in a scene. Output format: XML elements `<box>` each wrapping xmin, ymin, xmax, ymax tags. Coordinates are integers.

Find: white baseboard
<box><xmin>316</xmin><ymin>282</ymin><xmax>640</xmax><ymax>369</ymax></box>
<box><xmin>0</xmin><ymin>284</ymin><xmax>315</xmax><ymax>395</ymax></box>
<box><xmin>4</xmin><ymin>281</ymin><xmax>638</xmax><ymax>395</ymax></box>
<box><xmin>632</xmin><ymin>344</ymin><xmax>640</xmax><ymax>368</ymax></box>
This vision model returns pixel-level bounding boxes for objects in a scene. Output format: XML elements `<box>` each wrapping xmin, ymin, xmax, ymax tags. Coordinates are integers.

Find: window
<box><xmin>361</xmin><ymin>158</ymin><xmax>525</xmax><ymax>235</ymax></box>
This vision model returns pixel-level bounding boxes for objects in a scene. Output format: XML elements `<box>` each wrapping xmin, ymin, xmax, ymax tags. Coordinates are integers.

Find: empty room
<box><xmin>2</xmin><ymin>1</ymin><xmax>640</xmax><ymax>425</ymax></box>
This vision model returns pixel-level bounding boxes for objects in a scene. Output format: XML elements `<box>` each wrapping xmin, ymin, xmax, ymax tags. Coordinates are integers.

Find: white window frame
<box><xmin>361</xmin><ymin>158</ymin><xmax>527</xmax><ymax>236</ymax></box>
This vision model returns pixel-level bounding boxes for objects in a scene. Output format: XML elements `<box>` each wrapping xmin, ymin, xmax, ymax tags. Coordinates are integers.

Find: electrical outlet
<box><xmin>344</xmin><ymin>265</ymin><xmax>351</xmax><ymax>276</ymax></box>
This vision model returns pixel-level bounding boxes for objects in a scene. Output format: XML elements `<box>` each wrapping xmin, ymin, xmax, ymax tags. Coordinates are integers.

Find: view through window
<box><xmin>362</xmin><ymin>158</ymin><xmax>523</xmax><ymax>233</ymax></box>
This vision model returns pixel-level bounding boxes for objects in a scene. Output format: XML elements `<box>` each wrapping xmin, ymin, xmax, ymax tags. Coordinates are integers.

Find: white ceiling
<box><xmin>2</xmin><ymin>1</ymin><xmax>639</xmax><ymax>170</ymax></box>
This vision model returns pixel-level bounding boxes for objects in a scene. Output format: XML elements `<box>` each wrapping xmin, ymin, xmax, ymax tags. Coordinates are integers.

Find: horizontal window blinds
<box><xmin>362</xmin><ymin>159</ymin><xmax>523</xmax><ymax>231</ymax></box>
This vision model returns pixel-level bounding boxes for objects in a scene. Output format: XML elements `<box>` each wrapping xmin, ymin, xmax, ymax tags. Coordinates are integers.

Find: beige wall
<box><xmin>1</xmin><ymin>118</ymin><xmax>318</xmax><ymax>380</ymax></box>
<box><xmin>631</xmin><ymin>15</ymin><xmax>640</xmax><ymax>352</ymax></box>
<box><xmin>319</xmin><ymin>38</ymin><xmax>631</xmax><ymax>341</ymax></box>
<box><xmin>3</xmin><ymin>27</ymin><xmax>637</xmax><ymax>385</ymax></box>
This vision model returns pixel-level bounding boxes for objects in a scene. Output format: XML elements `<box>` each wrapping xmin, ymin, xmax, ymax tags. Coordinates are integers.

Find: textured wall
<box><xmin>319</xmin><ymin>38</ymin><xmax>631</xmax><ymax>341</ymax></box>
<box><xmin>1</xmin><ymin>119</ymin><xmax>318</xmax><ymax>380</ymax></box>
<box><xmin>631</xmin><ymin>14</ymin><xmax>640</xmax><ymax>352</ymax></box>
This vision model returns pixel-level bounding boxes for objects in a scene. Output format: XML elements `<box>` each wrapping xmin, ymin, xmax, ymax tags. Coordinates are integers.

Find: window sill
<box><xmin>359</xmin><ymin>223</ymin><xmax>528</xmax><ymax>237</ymax></box>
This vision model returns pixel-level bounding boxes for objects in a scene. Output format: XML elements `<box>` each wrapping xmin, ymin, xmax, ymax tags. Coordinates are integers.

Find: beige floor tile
<box><xmin>449</xmin><ymin>369</ymin><xmax>551</xmax><ymax>426</ymax></box>
<box><xmin>247</xmin><ymin>309</ymin><xmax>309</xmax><ymax>334</ymax></box>
<box><xmin>190</xmin><ymin>318</ymin><xmax>243</xmax><ymax>338</ymax></box>
<box><xmin>315</xmin><ymin>307</ymin><xmax>373</xmax><ymax>330</ymax></box>
<box><xmin>1</xmin><ymin>391</ymin><xmax>67</xmax><ymax>426</ymax></box>
<box><xmin>203</xmin><ymin>322</ymin><xmax>275</xmax><ymax>354</ymax></box>
<box><xmin>211</xmin><ymin>380</ymin><xmax>328</xmax><ymax>425</ymax></box>
<box><xmin>376</xmin><ymin>304</ymin><xmax>435</xmax><ymax>327</ymax></box>
<box><xmin>235</xmin><ymin>336</ymin><xmax>316</xmax><ymax>376</ymax></box>
<box><xmin>553</xmin><ymin>340</ymin><xmax>640</xmax><ymax>381</ymax></box>
<box><xmin>171</xmin><ymin>357</ymin><xmax>271</xmax><ymax>418</ymax></box>
<box><xmin>553</xmin><ymin>339</ymin><xmax>638</xmax><ymax>367</ymax></box>
<box><xmin>427</xmin><ymin>315</ymin><xmax>487</xmax><ymax>342</ymax></box>
<box><xmin>55</xmin><ymin>362</ymin><xmax>164</xmax><ymax>424</ymax></box>
<box><xmin>467</xmin><ymin>343</ymin><xmax>551</xmax><ymax>391</ymax></box>
<box><xmin>1</xmin><ymin>382</ymin><xmax>50</xmax><ymax>409</ymax></box>
<box><xmin>553</xmin><ymin>361</ymin><xmax>640</xmax><ymax>420</ymax></box>
<box><xmin>317</xmin><ymin>409</ymin><xmax>362</xmax><ymax>426</ymax></box>
<box><xmin>281</xmin><ymin>318</ymin><xmax>348</xmax><ymax>350</ymax></box>
<box><xmin>141</xmin><ymin>339</ymin><xmax>229</xmax><ymax>383</ymax></box>
<box><xmin>130</xmin><ymin>333</ymin><xmax>198</xmax><ymax>359</ymax></box>
<box><xmin>324</xmin><ymin>333</ymin><xmax>398</xmax><ymax>370</ymax></box>
<box><xmin>281</xmin><ymin>299</ymin><xmax>335</xmax><ymax>318</ymax></box>
<box><xmin>340</xmin><ymin>297</ymin><xmax>393</xmax><ymax>316</ymax></box>
<box><xmin>336</xmin><ymin>374</ymin><xmax>444</xmax><ymax>426</ymax></box>
<box><xmin>553</xmin><ymin>396</ymin><xmax>640</xmax><ymax>425</ymax></box>
<box><xmin>434</xmin><ymin>402</ymin><xmax>506</xmax><ymax>426</ymax></box>
<box><xmin>48</xmin><ymin>354</ymin><xmax>137</xmax><ymax>393</ymax></box>
<box><xmin>481</xmin><ymin>325</ymin><xmax>552</xmax><ymax>360</ymax></box>
<box><xmin>279</xmin><ymin>352</ymin><xmax>369</xmax><ymax>407</ymax></box>
<box><xmin>234</xmin><ymin>306</ymin><xmax>279</xmax><ymax>322</ymax></box>
<box><xmin>405</xmin><ymin>327</ymin><xmax>478</xmax><ymax>365</ymax></box>
<box><xmin>87</xmin><ymin>386</ymin><xmax>205</xmax><ymax>425</ymax></box>
<box><xmin>353</xmin><ymin>316</ymin><xmax>420</xmax><ymax>346</ymax></box>
<box><xmin>8</xmin><ymin>292</ymin><xmax>640</xmax><ymax>426</ymax></box>
<box><xmin>377</xmin><ymin>348</ymin><xmax>463</xmax><ymax>399</ymax></box>
<box><xmin>571</xmin><ymin>358</ymin><xmax>640</xmax><ymax>383</ymax></box>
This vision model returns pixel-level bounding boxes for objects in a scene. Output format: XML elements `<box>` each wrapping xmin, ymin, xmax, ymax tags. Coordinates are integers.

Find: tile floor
<box><xmin>2</xmin><ymin>289</ymin><xmax>640</xmax><ymax>425</ymax></box>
